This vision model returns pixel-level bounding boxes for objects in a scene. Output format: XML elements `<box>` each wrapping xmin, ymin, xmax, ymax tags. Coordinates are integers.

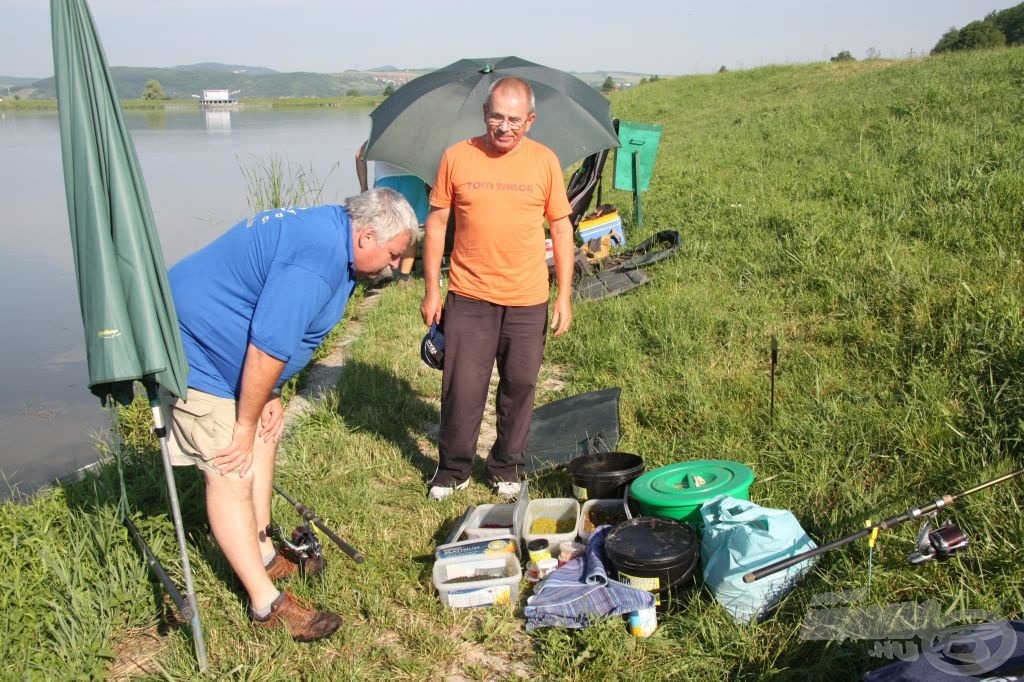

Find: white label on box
<box><xmin>448</xmin><ymin>586</ymin><xmax>512</xmax><ymax>608</ymax></box>
<box><xmin>436</xmin><ymin>538</ymin><xmax>516</xmax><ymax>560</ymax></box>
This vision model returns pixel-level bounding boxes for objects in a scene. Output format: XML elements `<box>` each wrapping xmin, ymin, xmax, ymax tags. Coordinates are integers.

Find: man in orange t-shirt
<box><xmin>420</xmin><ymin>77</ymin><xmax>575</xmax><ymax>501</ymax></box>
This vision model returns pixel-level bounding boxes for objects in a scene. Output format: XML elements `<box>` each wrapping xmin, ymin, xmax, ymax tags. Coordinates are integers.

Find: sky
<box><xmin>1</xmin><ymin>0</ymin><xmax>1011</xmax><ymax>79</ymax></box>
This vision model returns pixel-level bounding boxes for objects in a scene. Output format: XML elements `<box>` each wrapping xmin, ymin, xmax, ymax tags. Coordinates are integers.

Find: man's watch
<box><xmin>271</xmin><ymin>387</ymin><xmax>282</xmax><ymax>397</ymax></box>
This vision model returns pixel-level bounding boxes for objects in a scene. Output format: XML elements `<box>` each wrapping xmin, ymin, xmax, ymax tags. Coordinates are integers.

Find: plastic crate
<box><xmin>432</xmin><ymin>554</ymin><xmax>521</xmax><ymax>608</ymax></box>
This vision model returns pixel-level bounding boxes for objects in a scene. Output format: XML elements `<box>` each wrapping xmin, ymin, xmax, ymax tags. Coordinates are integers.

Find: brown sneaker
<box><xmin>265</xmin><ymin>552</ymin><xmax>325</xmax><ymax>581</ymax></box>
<box><xmin>251</xmin><ymin>590</ymin><xmax>341</xmax><ymax>642</ymax></box>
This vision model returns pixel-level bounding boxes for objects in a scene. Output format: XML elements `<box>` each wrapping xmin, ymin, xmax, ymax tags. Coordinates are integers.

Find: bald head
<box><xmin>487</xmin><ymin>77</ymin><xmax>535</xmax><ymax>114</ymax></box>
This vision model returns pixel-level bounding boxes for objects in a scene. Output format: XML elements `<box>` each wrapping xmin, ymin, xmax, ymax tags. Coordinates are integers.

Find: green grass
<box><xmin>3</xmin><ymin>47</ymin><xmax>1024</xmax><ymax>679</ymax></box>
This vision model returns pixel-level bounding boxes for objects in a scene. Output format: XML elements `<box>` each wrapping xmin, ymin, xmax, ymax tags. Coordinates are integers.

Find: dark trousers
<box><xmin>432</xmin><ymin>292</ymin><xmax>547</xmax><ymax>486</ymax></box>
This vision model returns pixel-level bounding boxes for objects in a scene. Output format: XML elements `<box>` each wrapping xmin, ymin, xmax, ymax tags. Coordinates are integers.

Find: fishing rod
<box><xmin>743</xmin><ymin>466</ymin><xmax>1024</xmax><ymax>584</ymax></box>
<box><xmin>273</xmin><ymin>484</ymin><xmax>365</xmax><ymax>564</ymax></box>
<box><xmin>124</xmin><ymin>515</ymin><xmax>192</xmax><ymax>620</ymax></box>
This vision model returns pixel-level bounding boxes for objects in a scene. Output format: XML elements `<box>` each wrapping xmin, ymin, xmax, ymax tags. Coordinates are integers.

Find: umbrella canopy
<box><xmin>51</xmin><ymin>1</ymin><xmax>206</xmax><ymax>669</ymax></box>
<box><xmin>51</xmin><ymin>0</ymin><xmax>188</xmax><ymax>406</ymax></box>
<box><xmin>363</xmin><ymin>56</ymin><xmax>620</xmax><ymax>184</ymax></box>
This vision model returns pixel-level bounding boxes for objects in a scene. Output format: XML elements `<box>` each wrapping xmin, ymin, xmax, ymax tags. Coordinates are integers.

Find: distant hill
<box><xmin>0</xmin><ymin>75</ymin><xmax>43</xmax><ymax>89</ymax></box>
<box><xmin>17</xmin><ymin>63</ymin><xmax>653</xmax><ymax>100</ymax></box>
<box><xmin>167</xmin><ymin>62</ymin><xmax>279</xmax><ymax>75</ymax></box>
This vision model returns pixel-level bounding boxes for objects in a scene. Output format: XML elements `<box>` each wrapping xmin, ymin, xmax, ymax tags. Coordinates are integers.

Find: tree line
<box><xmin>828</xmin><ymin>3</ymin><xmax>1022</xmax><ymax>63</ymax></box>
<box><xmin>931</xmin><ymin>3</ymin><xmax>1024</xmax><ymax>54</ymax></box>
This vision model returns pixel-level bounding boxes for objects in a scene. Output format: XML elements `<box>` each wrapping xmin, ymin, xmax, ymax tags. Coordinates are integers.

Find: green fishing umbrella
<box><xmin>51</xmin><ymin>0</ymin><xmax>187</xmax><ymax>406</ymax></box>
<box><xmin>364</xmin><ymin>56</ymin><xmax>620</xmax><ymax>183</ymax></box>
<box><xmin>51</xmin><ymin>0</ymin><xmax>205</xmax><ymax>669</ymax></box>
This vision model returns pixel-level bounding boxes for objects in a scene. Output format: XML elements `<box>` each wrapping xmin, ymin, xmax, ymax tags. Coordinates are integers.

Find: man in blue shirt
<box><xmin>163</xmin><ymin>188</ymin><xmax>417</xmax><ymax>641</ymax></box>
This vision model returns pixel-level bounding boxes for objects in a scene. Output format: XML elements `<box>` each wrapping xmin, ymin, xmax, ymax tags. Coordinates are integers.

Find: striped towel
<box><xmin>523</xmin><ymin>526</ymin><xmax>654</xmax><ymax>630</ymax></box>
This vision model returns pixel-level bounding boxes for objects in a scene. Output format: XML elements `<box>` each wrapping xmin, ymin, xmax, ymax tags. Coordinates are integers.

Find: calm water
<box><xmin>0</xmin><ymin>106</ymin><xmax>370</xmax><ymax>498</ymax></box>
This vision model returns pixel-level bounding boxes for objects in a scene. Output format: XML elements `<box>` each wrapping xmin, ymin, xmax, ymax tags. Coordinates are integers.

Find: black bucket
<box><xmin>604</xmin><ymin>516</ymin><xmax>700</xmax><ymax>611</ymax></box>
<box><xmin>567</xmin><ymin>451</ymin><xmax>645</xmax><ymax>500</ymax></box>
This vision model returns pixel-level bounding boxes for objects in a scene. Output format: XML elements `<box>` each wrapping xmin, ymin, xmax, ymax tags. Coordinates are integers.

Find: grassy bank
<box><xmin>3</xmin><ymin>48</ymin><xmax>1023</xmax><ymax>680</ymax></box>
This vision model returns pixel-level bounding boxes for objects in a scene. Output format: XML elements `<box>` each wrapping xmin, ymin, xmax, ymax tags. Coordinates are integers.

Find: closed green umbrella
<box><xmin>51</xmin><ymin>0</ymin><xmax>206</xmax><ymax>670</ymax></box>
<box><xmin>51</xmin><ymin>0</ymin><xmax>187</xmax><ymax>405</ymax></box>
<box><xmin>364</xmin><ymin>56</ymin><xmax>620</xmax><ymax>183</ymax></box>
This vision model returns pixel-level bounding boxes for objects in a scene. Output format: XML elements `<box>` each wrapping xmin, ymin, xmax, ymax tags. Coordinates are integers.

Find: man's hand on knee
<box><xmin>212</xmin><ymin>421</ymin><xmax>257</xmax><ymax>477</ymax></box>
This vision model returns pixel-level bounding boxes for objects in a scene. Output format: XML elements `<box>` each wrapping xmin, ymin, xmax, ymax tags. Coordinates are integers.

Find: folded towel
<box><xmin>523</xmin><ymin>525</ymin><xmax>654</xmax><ymax>630</ymax></box>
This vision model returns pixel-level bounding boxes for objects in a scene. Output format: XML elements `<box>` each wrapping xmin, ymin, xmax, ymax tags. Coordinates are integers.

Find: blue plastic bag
<box><xmin>700</xmin><ymin>495</ymin><xmax>817</xmax><ymax>623</ymax></box>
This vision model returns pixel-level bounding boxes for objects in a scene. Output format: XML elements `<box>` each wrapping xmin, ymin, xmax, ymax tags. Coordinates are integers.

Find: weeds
<box><xmin>238</xmin><ymin>152</ymin><xmax>337</xmax><ymax>214</ymax></box>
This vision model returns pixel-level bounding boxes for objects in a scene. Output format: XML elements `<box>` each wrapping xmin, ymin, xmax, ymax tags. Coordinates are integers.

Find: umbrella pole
<box><xmin>151</xmin><ymin>404</ymin><xmax>208</xmax><ymax>672</ymax></box>
<box><xmin>631</xmin><ymin>151</ymin><xmax>643</xmax><ymax>229</ymax></box>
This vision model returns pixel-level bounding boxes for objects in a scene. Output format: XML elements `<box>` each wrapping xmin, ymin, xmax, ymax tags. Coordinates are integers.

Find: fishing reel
<box><xmin>266</xmin><ymin>521</ymin><xmax>326</xmax><ymax>575</ymax></box>
<box><xmin>907</xmin><ymin>513</ymin><xmax>969</xmax><ymax>564</ymax></box>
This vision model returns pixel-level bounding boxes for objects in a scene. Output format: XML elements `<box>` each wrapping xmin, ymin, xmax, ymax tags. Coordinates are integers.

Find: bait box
<box><xmin>522</xmin><ymin>497</ymin><xmax>580</xmax><ymax>548</ymax></box>
<box><xmin>579</xmin><ymin>498</ymin><xmax>630</xmax><ymax>542</ymax></box>
<box><xmin>432</xmin><ymin>554</ymin><xmax>522</xmax><ymax>608</ymax></box>
<box><xmin>444</xmin><ymin>483</ymin><xmax>528</xmax><ymax>548</ymax></box>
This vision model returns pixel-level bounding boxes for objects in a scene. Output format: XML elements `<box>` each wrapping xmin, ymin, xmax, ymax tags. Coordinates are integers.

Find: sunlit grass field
<box><xmin>2</xmin><ymin>47</ymin><xmax>1023</xmax><ymax>680</ymax></box>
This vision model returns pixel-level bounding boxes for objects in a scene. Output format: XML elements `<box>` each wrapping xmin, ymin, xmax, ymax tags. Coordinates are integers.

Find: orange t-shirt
<box><xmin>430</xmin><ymin>136</ymin><xmax>571</xmax><ymax>307</ymax></box>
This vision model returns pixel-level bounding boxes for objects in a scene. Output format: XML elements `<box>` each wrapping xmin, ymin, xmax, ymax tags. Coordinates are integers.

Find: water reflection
<box><xmin>203</xmin><ymin>108</ymin><xmax>232</xmax><ymax>132</ymax></box>
<box><xmin>1</xmin><ymin>107</ymin><xmax>370</xmax><ymax>497</ymax></box>
<box><xmin>143</xmin><ymin>109</ymin><xmax>168</xmax><ymax>130</ymax></box>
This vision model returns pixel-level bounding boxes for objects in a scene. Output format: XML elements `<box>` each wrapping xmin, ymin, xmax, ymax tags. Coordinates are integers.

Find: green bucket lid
<box><xmin>630</xmin><ymin>460</ymin><xmax>755</xmax><ymax>521</ymax></box>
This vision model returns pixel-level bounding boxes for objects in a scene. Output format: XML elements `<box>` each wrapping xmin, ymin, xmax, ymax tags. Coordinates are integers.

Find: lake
<box><xmin>0</xmin><ymin>105</ymin><xmax>371</xmax><ymax>498</ymax></box>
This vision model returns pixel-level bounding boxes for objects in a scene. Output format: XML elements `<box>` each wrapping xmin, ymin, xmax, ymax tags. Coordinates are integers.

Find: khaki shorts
<box><xmin>159</xmin><ymin>388</ymin><xmax>236</xmax><ymax>475</ymax></box>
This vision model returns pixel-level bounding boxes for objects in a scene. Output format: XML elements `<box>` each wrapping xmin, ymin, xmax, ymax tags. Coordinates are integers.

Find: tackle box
<box><xmin>432</xmin><ymin>554</ymin><xmax>522</xmax><ymax>608</ymax></box>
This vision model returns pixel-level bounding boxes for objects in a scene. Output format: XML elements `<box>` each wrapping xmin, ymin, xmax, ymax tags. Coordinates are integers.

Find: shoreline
<box><xmin>0</xmin><ymin>96</ymin><xmax>383</xmax><ymax>112</ymax></box>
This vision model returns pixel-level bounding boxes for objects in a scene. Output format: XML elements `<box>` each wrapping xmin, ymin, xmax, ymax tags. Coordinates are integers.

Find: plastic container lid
<box><xmin>605</xmin><ymin>517</ymin><xmax>699</xmax><ymax>570</ymax></box>
<box><xmin>527</xmin><ymin>539</ymin><xmax>549</xmax><ymax>552</ymax></box>
<box><xmin>629</xmin><ymin>460</ymin><xmax>755</xmax><ymax>514</ymax></box>
<box><xmin>513</xmin><ymin>482</ymin><xmax>529</xmax><ymax>539</ymax></box>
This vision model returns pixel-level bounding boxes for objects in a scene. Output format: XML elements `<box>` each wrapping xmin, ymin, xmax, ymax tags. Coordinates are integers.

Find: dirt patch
<box><xmin>443</xmin><ymin>640</ymin><xmax>532</xmax><ymax>681</ymax></box>
<box><xmin>420</xmin><ymin>367</ymin><xmax>566</xmax><ymax>464</ymax></box>
<box><xmin>108</xmin><ymin>625</ymin><xmax>169</xmax><ymax>680</ymax></box>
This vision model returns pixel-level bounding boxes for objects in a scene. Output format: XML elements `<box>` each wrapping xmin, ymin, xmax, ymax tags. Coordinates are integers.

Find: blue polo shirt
<box><xmin>169</xmin><ymin>205</ymin><xmax>356</xmax><ymax>399</ymax></box>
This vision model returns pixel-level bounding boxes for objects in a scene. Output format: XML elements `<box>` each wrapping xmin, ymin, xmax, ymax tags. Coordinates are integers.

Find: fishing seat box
<box><xmin>577</xmin><ymin>211</ymin><xmax>625</xmax><ymax>247</ymax></box>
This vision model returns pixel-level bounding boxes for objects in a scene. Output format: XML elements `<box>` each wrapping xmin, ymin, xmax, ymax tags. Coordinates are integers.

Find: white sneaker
<box><xmin>428</xmin><ymin>479</ymin><xmax>469</xmax><ymax>501</ymax></box>
<box><xmin>493</xmin><ymin>481</ymin><xmax>520</xmax><ymax>501</ymax></box>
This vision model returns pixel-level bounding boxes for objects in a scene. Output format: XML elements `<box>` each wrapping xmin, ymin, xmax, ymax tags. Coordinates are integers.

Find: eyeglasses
<box><xmin>486</xmin><ymin>112</ymin><xmax>527</xmax><ymax>130</ymax></box>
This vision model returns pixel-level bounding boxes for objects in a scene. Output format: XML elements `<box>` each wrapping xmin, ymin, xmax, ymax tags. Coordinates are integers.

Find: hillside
<box><xmin>18</xmin><ymin>63</ymin><xmax>654</xmax><ymax>100</ymax></box>
<box><xmin>12</xmin><ymin>47</ymin><xmax>1024</xmax><ymax>680</ymax></box>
